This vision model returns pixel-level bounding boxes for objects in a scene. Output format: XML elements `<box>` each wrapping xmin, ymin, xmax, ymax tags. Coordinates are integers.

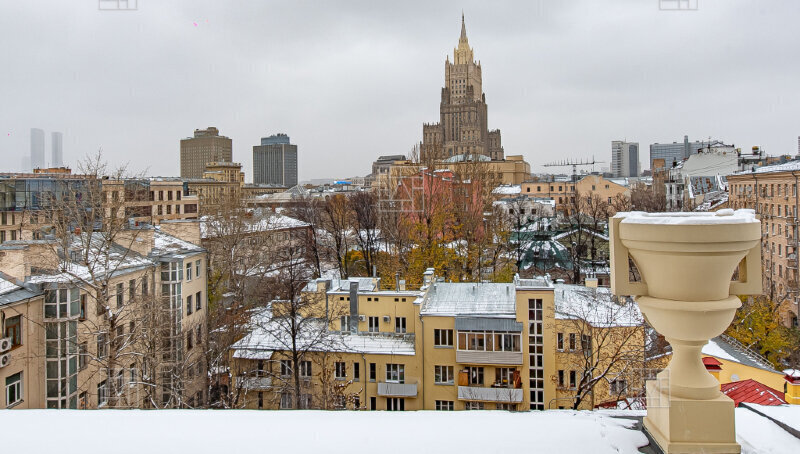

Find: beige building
<box><xmin>180</xmin><ymin>127</ymin><xmax>233</xmax><ymax>179</ymax></box>
<box><xmin>420</xmin><ymin>14</ymin><xmax>504</xmax><ymax>162</ymax></box>
<box><xmin>0</xmin><ymin>224</ymin><xmax>208</xmax><ymax>409</ymax></box>
<box><xmin>728</xmin><ymin>162</ymin><xmax>800</xmax><ymax>327</ymax></box>
<box><xmin>229</xmin><ymin>271</ymin><xmax>645</xmax><ymax>411</ymax></box>
<box><xmin>521</xmin><ymin>174</ymin><xmax>631</xmax><ymax>215</ymax></box>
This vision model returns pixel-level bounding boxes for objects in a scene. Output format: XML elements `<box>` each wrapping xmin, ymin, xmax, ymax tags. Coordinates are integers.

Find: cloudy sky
<box><xmin>1</xmin><ymin>0</ymin><xmax>799</xmax><ymax>181</ymax></box>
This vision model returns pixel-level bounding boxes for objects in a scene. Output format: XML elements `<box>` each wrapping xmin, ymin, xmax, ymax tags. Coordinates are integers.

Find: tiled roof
<box><xmin>720</xmin><ymin>379</ymin><xmax>786</xmax><ymax>407</ymax></box>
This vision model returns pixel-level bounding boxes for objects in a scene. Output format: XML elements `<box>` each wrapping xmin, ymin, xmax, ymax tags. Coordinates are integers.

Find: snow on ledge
<box><xmin>0</xmin><ymin>410</ymin><xmax>649</xmax><ymax>454</ymax></box>
<box><xmin>617</xmin><ymin>209</ymin><xmax>758</xmax><ymax>225</ymax></box>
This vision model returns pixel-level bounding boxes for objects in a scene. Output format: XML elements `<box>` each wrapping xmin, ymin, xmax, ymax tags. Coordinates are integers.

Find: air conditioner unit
<box><xmin>358</xmin><ymin>315</ymin><xmax>366</xmax><ymax>322</ymax></box>
<box><xmin>383</xmin><ymin>316</ymin><xmax>391</xmax><ymax>323</ymax></box>
<box><xmin>0</xmin><ymin>337</ymin><xmax>12</xmax><ymax>353</ymax></box>
<box><xmin>0</xmin><ymin>353</ymin><xmax>10</xmax><ymax>368</ymax></box>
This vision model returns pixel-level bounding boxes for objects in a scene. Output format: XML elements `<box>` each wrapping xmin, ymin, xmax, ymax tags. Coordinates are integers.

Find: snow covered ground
<box><xmin>1</xmin><ymin>408</ymin><xmax>797</xmax><ymax>453</ymax></box>
<box><xmin>736</xmin><ymin>406</ymin><xmax>800</xmax><ymax>454</ymax></box>
<box><xmin>1</xmin><ymin>410</ymin><xmax>647</xmax><ymax>454</ymax></box>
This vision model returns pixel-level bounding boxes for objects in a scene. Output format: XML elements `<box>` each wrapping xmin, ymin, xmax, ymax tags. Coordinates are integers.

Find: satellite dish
<box><xmin>730</xmin><ymin>374</ymin><xmax>740</xmax><ymax>382</ymax></box>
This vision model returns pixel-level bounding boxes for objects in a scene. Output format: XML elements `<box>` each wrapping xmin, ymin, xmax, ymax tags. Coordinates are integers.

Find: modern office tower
<box><xmin>30</xmin><ymin>128</ymin><xmax>45</xmax><ymax>170</ymax></box>
<box><xmin>611</xmin><ymin>141</ymin><xmax>640</xmax><ymax>178</ymax></box>
<box><xmin>179</xmin><ymin>127</ymin><xmax>233</xmax><ymax>179</ymax></box>
<box><xmin>252</xmin><ymin>133</ymin><xmax>298</xmax><ymax>187</ymax></box>
<box><xmin>420</xmin><ymin>14</ymin><xmax>504</xmax><ymax>161</ymax></box>
<box><xmin>650</xmin><ymin>135</ymin><xmax>720</xmax><ymax>170</ymax></box>
<box><xmin>51</xmin><ymin>132</ymin><xmax>63</xmax><ymax>167</ymax></box>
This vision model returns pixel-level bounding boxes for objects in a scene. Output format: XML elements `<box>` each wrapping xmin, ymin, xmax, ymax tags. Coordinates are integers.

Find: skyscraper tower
<box><xmin>253</xmin><ymin>133</ymin><xmax>298</xmax><ymax>187</ymax></box>
<box><xmin>179</xmin><ymin>127</ymin><xmax>233</xmax><ymax>179</ymax></box>
<box><xmin>51</xmin><ymin>131</ymin><xmax>63</xmax><ymax>167</ymax></box>
<box><xmin>30</xmin><ymin>128</ymin><xmax>45</xmax><ymax>170</ymax></box>
<box><xmin>420</xmin><ymin>14</ymin><xmax>504</xmax><ymax>161</ymax></box>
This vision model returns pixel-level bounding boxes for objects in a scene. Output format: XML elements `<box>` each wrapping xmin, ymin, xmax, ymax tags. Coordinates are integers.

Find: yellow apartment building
<box><xmin>520</xmin><ymin>175</ymin><xmax>632</xmax><ymax>215</ymax></box>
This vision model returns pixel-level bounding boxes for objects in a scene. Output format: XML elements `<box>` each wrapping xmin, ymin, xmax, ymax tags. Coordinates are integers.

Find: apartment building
<box><xmin>102</xmin><ymin>178</ymin><xmax>200</xmax><ymax>224</ymax></box>
<box><xmin>728</xmin><ymin>161</ymin><xmax>800</xmax><ymax>327</ymax></box>
<box><xmin>0</xmin><ymin>224</ymin><xmax>208</xmax><ymax>409</ymax></box>
<box><xmin>229</xmin><ymin>270</ymin><xmax>645</xmax><ymax>411</ymax></box>
<box><xmin>520</xmin><ymin>174</ymin><xmax>631</xmax><ymax>215</ymax></box>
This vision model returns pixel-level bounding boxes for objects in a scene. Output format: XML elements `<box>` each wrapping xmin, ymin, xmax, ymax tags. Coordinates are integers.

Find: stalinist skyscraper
<box><xmin>421</xmin><ymin>14</ymin><xmax>504</xmax><ymax>161</ymax></box>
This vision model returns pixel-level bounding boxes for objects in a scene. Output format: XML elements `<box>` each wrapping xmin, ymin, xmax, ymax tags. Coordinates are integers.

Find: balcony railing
<box><xmin>236</xmin><ymin>376</ymin><xmax>272</xmax><ymax>390</ymax></box>
<box><xmin>456</xmin><ymin>350</ymin><xmax>523</xmax><ymax>365</ymax></box>
<box><xmin>377</xmin><ymin>381</ymin><xmax>418</xmax><ymax>397</ymax></box>
<box><xmin>457</xmin><ymin>386</ymin><xmax>523</xmax><ymax>403</ymax></box>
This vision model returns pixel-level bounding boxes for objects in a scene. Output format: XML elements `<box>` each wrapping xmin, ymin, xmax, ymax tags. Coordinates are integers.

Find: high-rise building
<box><xmin>30</xmin><ymin>128</ymin><xmax>45</xmax><ymax>170</ymax></box>
<box><xmin>51</xmin><ymin>131</ymin><xmax>63</xmax><ymax>167</ymax></box>
<box><xmin>420</xmin><ymin>14</ymin><xmax>504</xmax><ymax>161</ymax></box>
<box><xmin>253</xmin><ymin>133</ymin><xmax>298</xmax><ymax>187</ymax></box>
<box><xmin>611</xmin><ymin>141</ymin><xmax>640</xmax><ymax>178</ymax></box>
<box><xmin>650</xmin><ymin>136</ymin><xmax>721</xmax><ymax>170</ymax></box>
<box><xmin>180</xmin><ymin>127</ymin><xmax>233</xmax><ymax>179</ymax></box>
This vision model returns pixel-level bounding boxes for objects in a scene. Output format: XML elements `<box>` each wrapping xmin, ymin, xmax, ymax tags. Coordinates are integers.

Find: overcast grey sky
<box><xmin>1</xmin><ymin>0</ymin><xmax>798</xmax><ymax>180</ymax></box>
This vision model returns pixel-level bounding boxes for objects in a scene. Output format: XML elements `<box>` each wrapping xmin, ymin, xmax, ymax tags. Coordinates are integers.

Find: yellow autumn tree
<box><xmin>725</xmin><ymin>295</ymin><xmax>794</xmax><ymax>368</ymax></box>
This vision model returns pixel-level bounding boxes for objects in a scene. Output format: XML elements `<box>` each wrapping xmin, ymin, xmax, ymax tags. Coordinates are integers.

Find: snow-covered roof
<box><xmin>0</xmin><ymin>274</ymin><xmax>42</xmax><ymax>307</ymax></box>
<box><xmin>232</xmin><ymin>309</ymin><xmax>415</xmax><ymax>356</ymax></box>
<box><xmin>701</xmin><ymin>336</ymin><xmax>778</xmax><ymax>373</ymax></box>
<box><xmin>735</xmin><ymin>160</ymin><xmax>800</xmax><ymax>175</ymax></box>
<box><xmin>151</xmin><ymin>230</ymin><xmax>204</xmax><ymax>258</ymax></box>
<box><xmin>200</xmin><ymin>214</ymin><xmax>309</xmax><ymax>238</ymax></box>
<box><xmin>493</xmin><ymin>185</ymin><xmax>521</xmax><ymax>195</ymax></box>
<box><xmin>553</xmin><ymin>284</ymin><xmax>643</xmax><ymax>327</ymax></box>
<box><xmin>785</xmin><ymin>369</ymin><xmax>800</xmax><ymax>379</ymax></box>
<box><xmin>0</xmin><ymin>276</ymin><xmax>19</xmax><ymax>295</ymax></box>
<box><xmin>420</xmin><ymin>283</ymin><xmax>517</xmax><ymax>317</ymax></box>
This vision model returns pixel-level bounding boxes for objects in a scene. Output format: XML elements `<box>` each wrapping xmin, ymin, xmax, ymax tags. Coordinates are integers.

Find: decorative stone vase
<box><xmin>610</xmin><ymin>209</ymin><xmax>761</xmax><ymax>454</ymax></box>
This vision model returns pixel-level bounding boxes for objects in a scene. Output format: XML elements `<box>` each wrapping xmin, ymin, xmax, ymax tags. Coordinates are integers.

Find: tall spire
<box><xmin>460</xmin><ymin>11</ymin><xmax>467</xmax><ymax>42</ymax></box>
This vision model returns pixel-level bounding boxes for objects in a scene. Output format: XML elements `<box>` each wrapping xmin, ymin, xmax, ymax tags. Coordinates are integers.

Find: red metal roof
<box><xmin>720</xmin><ymin>379</ymin><xmax>786</xmax><ymax>407</ymax></box>
<box><xmin>703</xmin><ymin>357</ymin><xmax>723</xmax><ymax>370</ymax></box>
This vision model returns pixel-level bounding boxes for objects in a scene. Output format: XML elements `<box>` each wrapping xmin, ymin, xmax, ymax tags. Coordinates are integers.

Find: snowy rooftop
<box><xmin>420</xmin><ymin>282</ymin><xmax>517</xmax><ymax>317</ymax></box>
<box><xmin>492</xmin><ymin>184</ymin><xmax>521</xmax><ymax>195</ymax></box>
<box><xmin>617</xmin><ymin>208</ymin><xmax>757</xmax><ymax>225</ymax></box>
<box><xmin>232</xmin><ymin>309</ymin><xmax>415</xmax><ymax>356</ymax></box>
<box><xmin>151</xmin><ymin>230</ymin><xmax>204</xmax><ymax>257</ymax></box>
<box><xmin>553</xmin><ymin>284</ymin><xmax>643</xmax><ymax>327</ymax></box>
<box><xmin>702</xmin><ymin>336</ymin><xmax>779</xmax><ymax>373</ymax></box>
<box><xmin>0</xmin><ymin>275</ymin><xmax>19</xmax><ymax>295</ymax></box>
<box><xmin>735</xmin><ymin>160</ymin><xmax>800</xmax><ymax>175</ymax></box>
<box><xmin>1</xmin><ymin>407</ymin><xmax>796</xmax><ymax>454</ymax></box>
<box><xmin>200</xmin><ymin>214</ymin><xmax>309</xmax><ymax>238</ymax></box>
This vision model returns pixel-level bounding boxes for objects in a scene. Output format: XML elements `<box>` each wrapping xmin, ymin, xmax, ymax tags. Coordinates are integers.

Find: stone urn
<box><xmin>610</xmin><ymin>209</ymin><xmax>761</xmax><ymax>454</ymax></box>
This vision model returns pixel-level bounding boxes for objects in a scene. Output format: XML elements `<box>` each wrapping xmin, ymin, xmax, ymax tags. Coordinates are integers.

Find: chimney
<box><xmin>395</xmin><ymin>272</ymin><xmax>400</xmax><ymax>291</ymax></box>
<box><xmin>423</xmin><ymin>268</ymin><xmax>435</xmax><ymax>287</ymax></box>
<box><xmin>585</xmin><ymin>276</ymin><xmax>599</xmax><ymax>288</ymax></box>
<box><xmin>399</xmin><ymin>279</ymin><xmax>406</xmax><ymax>291</ymax></box>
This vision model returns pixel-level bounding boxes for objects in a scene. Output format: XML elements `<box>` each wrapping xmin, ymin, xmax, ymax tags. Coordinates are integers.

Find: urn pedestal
<box><xmin>610</xmin><ymin>209</ymin><xmax>761</xmax><ymax>454</ymax></box>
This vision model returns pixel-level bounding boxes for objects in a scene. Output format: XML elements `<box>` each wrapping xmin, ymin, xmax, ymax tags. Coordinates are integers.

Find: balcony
<box><xmin>236</xmin><ymin>376</ymin><xmax>272</xmax><ymax>390</ymax></box>
<box><xmin>457</xmin><ymin>386</ymin><xmax>523</xmax><ymax>403</ymax></box>
<box><xmin>377</xmin><ymin>381</ymin><xmax>418</xmax><ymax>397</ymax></box>
<box><xmin>456</xmin><ymin>350</ymin><xmax>523</xmax><ymax>365</ymax></box>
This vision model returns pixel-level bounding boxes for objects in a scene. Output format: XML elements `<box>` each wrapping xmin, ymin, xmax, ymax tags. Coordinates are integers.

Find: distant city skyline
<box><xmin>2</xmin><ymin>1</ymin><xmax>800</xmax><ymax>181</ymax></box>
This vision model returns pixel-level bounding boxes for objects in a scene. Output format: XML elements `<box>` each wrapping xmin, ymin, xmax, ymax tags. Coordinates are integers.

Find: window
<box><xmin>433</xmin><ymin>328</ymin><xmax>453</xmax><ymax>347</ymax></box>
<box><xmin>280</xmin><ymin>392</ymin><xmax>293</xmax><ymax>409</ymax></box>
<box><xmin>386</xmin><ymin>397</ymin><xmax>405</xmax><ymax>411</ymax></box>
<box><xmin>98</xmin><ymin>380</ymin><xmax>107</xmax><ymax>406</ymax></box>
<box><xmin>195</xmin><ymin>260</ymin><xmax>201</xmax><ymax>277</ymax></box>
<box><xmin>369</xmin><ymin>363</ymin><xmax>376</xmax><ymax>381</ymax></box>
<box><xmin>456</xmin><ymin>331</ymin><xmax>520</xmax><ymax>352</ymax></box>
<box><xmin>129</xmin><ymin>363</ymin><xmax>136</xmax><ymax>384</ymax></box>
<box><xmin>368</xmin><ymin>316</ymin><xmax>379</xmax><ymax>333</ymax></box>
<box><xmin>569</xmin><ymin>371</ymin><xmax>577</xmax><ymax>389</ymax></box>
<box><xmin>467</xmin><ymin>366</ymin><xmax>484</xmax><ymax>386</ymax></box>
<box><xmin>5</xmin><ymin>372</ymin><xmax>22</xmax><ymax>407</ymax></box>
<box><xmin>116</xmin><ymin>283</ymin><xmax>124</xmax><ymax>308</ymax></box>
<box><xmin>196</xmin><ymin>325</ymin><xmax>202</xmax><ymax>345</ymax></box>
<box><xmin>370</xmin><ymin>396</ymin><xmax>376</xmax><ymax>410</ymax></box>
<box><xmin>116</xmin><ymin>369</ymin><xmax>124</xmax><ymax>393</ymax></box>
<box><xmin>569</xmin><ymin>333</ymin><xmax>576</xmax><ymax>351</ymax></box>
<box><xmin>495</xmin><ymin>368</ymin><xmax>516</xmax><ymax>387</ymax></box>
<box><xmin>79</xmin><ymin>343</ymin><xmax>88</xmax><ymax>370</ymax></box>
<box><xmin>466</xmin><ymin>401</ymin><xmax>484</xmax><ymax>410</ymax></box>
<box><xmin>353</xmin><ymin>362</ymin><xmax>360</xmax><ymax>381</ymax></box>
<box><xmin>79</xmin><ymin>295</ymin><xmax>86</xmax><ymax>320</ymax></box>
<box><xmin>581</xmin><ymin>334</ymin><xmax>592</xmax><ymax>354</ymax></box>
<box><xmin>4</xmin><ymin>315</ymin><xmax>21</xmax><ymax>347</ymax></box>
<box><xmin>395</xmin><ymin>317</ymin><xmax>406</xmax><ymax>333</ymax></box>
<box><xmin>97</xmin><ymin>333</ymin><xmax>107</xmax><ymax>358</ymax></box>
<box><xmin>386</xmin><ymin>364</ymin><xmax>404</xmax><ymax>383</ymax></box>
<box><xmin>558</xmin><ymin>370</ymin><xmax>564</xmax><ymax>387</ymax></box>
<box><xmin>129</xmin><ymin>279</ymin><xmax>135</xmax><ymax>300</ymax></box>
<box><xmin>340</xmin><ymin>316</ymin><xmax>350</xmax><ymax>332</ymax></box>
<box><xmin>186</xmin><ymin>331</ymin><xmax>193</xmax><ymax>350</ymax></box>
<box><xmin>435</xmin><ymin>400</ymin><xmax>454</xmax><ymax>411</ymax></box>
<box><xmin>186</xmin><ymin>263</ymin><xmax>192</xmax><ymax>281</ymax></box>
<box><xmin>280</xmin><ymin>360</ymin><xmax>292</xmax><ymax>377</ymax></box>
<box><xmin>434</xmin><ymin>365</ymin><xmax>454</xmax><ymax>384</ymax></box>
<box><xmin>300</xmin><ymin>360</ymin><xmax>312</xmax><ymax>378</ymax></box>
<box><xmin>186</xmin><ymin>294</ymin><xmax>193</xmax><ymax>315</ymax></box>
<box><xmin>610</xmin><ymin>379</ymin><xmax>628</xmax><ymax>394</ymax></box>
<box><xmin>557</xmin><ymin>333</ymin><xmax>563</xmax><ymax>351</ymax></box>
<box><xmin>335</xmin><ymin>362</ymin><xmax>346</xmax><ymax>380</ymax></box>
<box><xmin>196</xmin><ymin>291</ymin><xmax>201</xmax><ymax>311</ymax></box>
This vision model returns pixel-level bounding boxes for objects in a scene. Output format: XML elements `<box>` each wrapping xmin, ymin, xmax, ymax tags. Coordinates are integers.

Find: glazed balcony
<box><xmin>236</xmin><ymin>376</ymin><xmax>272</xmax><ymax>390</ymax></box>
<box><xmin>377</xmin><ymin>380</ymin><xmax>418</xmax><ymax>397</ymax></box>
<box><xmin>457</xmin><ymin>385</ymin><xmax>523</xmax><ymax>403</ymax></box>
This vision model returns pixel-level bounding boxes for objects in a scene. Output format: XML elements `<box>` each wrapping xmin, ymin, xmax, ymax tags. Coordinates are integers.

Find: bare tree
<box><xmin>350</xmin><ymin>191</ymin><xmax>379</xmax><ymax>277</ymax></box>
<box><xmin>288</xmin><ymin>195</ymin><xmax>324</xmax><ymax>279</ymax></box>
<box><xmin>321</xmin><ymin>194</ymin><xmax>353</xmax><ymax>279</ymax></box>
